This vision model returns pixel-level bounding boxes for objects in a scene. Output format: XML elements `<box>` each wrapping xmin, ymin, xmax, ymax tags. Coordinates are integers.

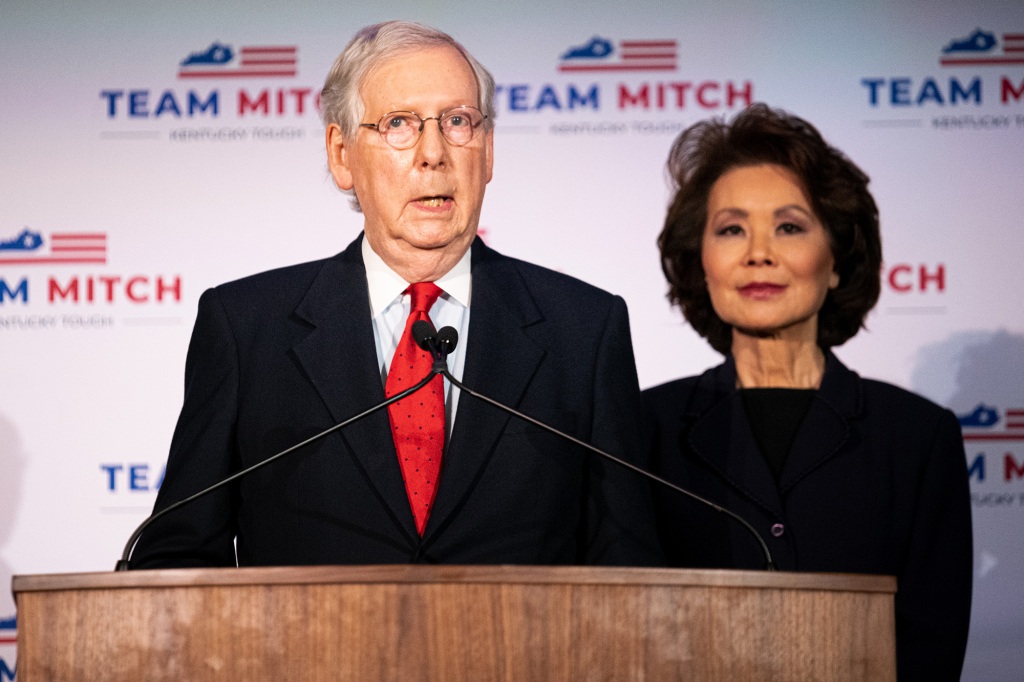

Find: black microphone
<box><xmin>412</xmin><ymin>319</ymin><xmax>437</xmax><ymax>352</ymax></box>
<box><xmin>115</xmin><ymin>351</ymin><xmax>445</xmax><ymax>571</ymax></box>
<box><xmin>428</xmin><ymin>324</ymin><xmax>776</xmax><ymax>571</ymax></box>
<box><xmin>412</xmin><ymin>319</ymin><xmax>454</xmax><ymax>373</ymax></box>
<box><xmin>437</xmin><ymin>326</ymin><xmax>458</xmax><ymax>356</ymax></box>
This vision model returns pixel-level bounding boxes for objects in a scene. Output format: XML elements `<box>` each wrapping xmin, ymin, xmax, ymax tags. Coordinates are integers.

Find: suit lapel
<box><xmin>424</xmin><ymin>240</ymin><xmax>545</xmax><ymax>539</ymax></box>
<box><xmin>686</xmin><ymin>364</ymin><xmax>784</xmax><ymax>518</ymax></box>
<box><xmin>777</xmin><ymin>353</ymin><xmax>858</xmax><ymax>493</ymax></box>
<box><xmin>687</xmin><ymin>354</ymin><xmax>861</xmax><ymax>512</ymax></box>
<box><xmin>290</xmin><ymin>235</ymin><xmax>418</xmax><ymax>539</ymax></box>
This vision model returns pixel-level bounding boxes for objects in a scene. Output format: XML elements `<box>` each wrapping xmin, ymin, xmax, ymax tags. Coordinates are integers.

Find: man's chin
<box><xmin>402</xmin><ymin>228</ymin><xmax>475</xmax><ymax>254</ymax></box>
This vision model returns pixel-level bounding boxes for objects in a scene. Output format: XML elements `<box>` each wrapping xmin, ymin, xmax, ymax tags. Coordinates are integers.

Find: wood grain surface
<box><xmin>13</xmin><ymin>565</ymin><xmax>896</xmax><ymax>681</ymax></box>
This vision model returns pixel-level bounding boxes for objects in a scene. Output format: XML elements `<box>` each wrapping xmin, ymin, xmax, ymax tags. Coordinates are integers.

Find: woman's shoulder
<box><xmin>642</xmin><ymin>374</ymin><xmax>703</xmax><ymax>402</ymax></box>
<box><xmin>857</xmin><ymin>375</ymin><xmax>958</xmax><ymax>424</ymax></box>
<box><xmin>642</xmin><ymin>361</ymin><xmax>730</xmax><ymax>422</ymax></box>
<box><xmin>824</xmin><ymin>353</ymin><xmax>957</xmax><ymax>426</ymax></box>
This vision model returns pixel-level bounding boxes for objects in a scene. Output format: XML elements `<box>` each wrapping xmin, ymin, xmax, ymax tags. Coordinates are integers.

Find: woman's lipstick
<box><xmin>738</xmin><ymin>282</ymin><xmax>786</xmax><ymax>299</ymax></box>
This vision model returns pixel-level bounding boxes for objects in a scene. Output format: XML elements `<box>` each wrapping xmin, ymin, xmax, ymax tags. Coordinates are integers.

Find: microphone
<box><xmin>437</xmin><ymin>326</ymin><xmax>458</xmax><ymax>356</ymax></box>
<box><xmin>412</xmin><ymin>319</ymin><xmax>455</xmax><ymax>372</ymax></box>
<box><xmin>120</xmin><ymin>320</ymin><xmax>773</xmax><ymax>572</ymax></box>
<box><xmin>115</xmin><ymin>350</ymin><xmax>445</xmax><ymax>571</ymax></box>
<box><xmin>426</xmin><ymin>323</ymin><xmax>776</xmax><ymax>571</ymax></box>
<box><xmin>412</xmin><ymin>319</ymin><xmax>437</xmax><ymax>352</ymax></box>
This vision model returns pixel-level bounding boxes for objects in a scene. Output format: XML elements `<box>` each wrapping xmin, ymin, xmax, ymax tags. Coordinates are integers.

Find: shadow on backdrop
<box><xmin>911</xmin><ymin>329</ymin><xmax>1024</xmax><ymax>682</ymax></box>
<box><xmin>0</xmin><ymin>414</ymin><xmax>25</xmax><ymax>627</ymax></box>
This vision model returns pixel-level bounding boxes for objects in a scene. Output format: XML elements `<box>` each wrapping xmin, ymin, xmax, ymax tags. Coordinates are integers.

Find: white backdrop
<box><xmin>2</xmin><ymin>1</ymin><xmax>1023</xmax><ymax>678</ymax></box>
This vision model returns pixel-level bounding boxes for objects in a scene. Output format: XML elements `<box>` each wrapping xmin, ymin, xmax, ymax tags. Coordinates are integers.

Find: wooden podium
<box><xmin>13</xmin><ymin>565</ymin><xmax>895</xmax><ymax>681</ymax></box>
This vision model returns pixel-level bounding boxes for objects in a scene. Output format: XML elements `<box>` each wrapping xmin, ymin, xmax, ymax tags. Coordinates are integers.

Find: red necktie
<box><xmin>386</xmin><ymin>282</ymin><xmax>445</xmax><ymax>536</ymax></box>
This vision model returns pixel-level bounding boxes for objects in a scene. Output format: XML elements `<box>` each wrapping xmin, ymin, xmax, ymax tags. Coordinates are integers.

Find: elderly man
<box><xmin>130</xmin><ymin>21</ymin><xmax>660</xmax><ymax>568</ymax></box>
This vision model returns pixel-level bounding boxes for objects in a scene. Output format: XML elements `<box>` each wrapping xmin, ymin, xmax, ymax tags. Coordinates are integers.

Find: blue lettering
<box><xmin>189</xmin><ymin>91</ymin><xmax>218</xmax><ymax>116</ymax></box>
<box><xmin>916</xmin><ymin>78</ymin><xmax>944</xmax><ymax>105</ymax></box>
<box><xmin>967</xmin><ymin>454</ymin><xmax>985</xmax><ymax>482</ymax></box>
<box><xmin>129</xmin><ymin>464</ymin><xmax>149</xmax><ymax>491</ymax></box>
<box><xmin>568</xmin><ymin>84</ymin><xmax>599</xmax><ymax>110</ymax></box>
<box><xmin>951</xmin><ymin>77</ymin><xmax>982</xmax><ymax>105</ymax></box>
<box><xmin>101</xmin><ymin>463</ymin><xmax>166</xmax><ymax>491</ymax></box>
<box><xmin>101</xmin><ymin>464</ymin><xmax>123</xmax><ymax>491</ymax></box>
<box><xmin>496</xmin><ymin>84</ymin><xmax>602</xmax><ymax>113</ymax></box>
<box><xmin>508</xmin><ymin>85</ymin><xmax>529</xmax><ymax>112</ymax></box>
<box><xmin>535</xmin><ymin>85</ymin><xmax>561</xmax><ymax>111</ymax></box>
<box><xmin>129</xmin><ymin>90</ymin><xmax>149</xmax><ymax>117</ymax></box>
<box><xmin>861</xmin><ymin>78</ymin><xmax>885</xmax><ymax>106</ymax></box>
<box><xmin>864</xmin><ymin>77</ymin><xmax>984</xmax><ymax>108</ymax></box>
<box><xmin>154</xmin><ymin>91</ymin><xmax>182</xmax><ymax>117</ymax></box>
<box><xmin>0</xmin><ymin>278</ymin><xmax>28</xmax><ymax>304</ymax></box>
<box><xmin>0</xmin><ymin>657</ymin><xmax>14</xmax><ymax>682</ymax></box>
<box><xmin>891</xmin><ymin>78</ymin><xmax>912</xmax><ymax>106</ymax></box>
<box><xmin>101</xmin><ymin>89</ymin><xmax>218</xmax><ymax>118</ymax></box>
<box><xmin>100</xmin><ymin>89</ymin><xmax>124</xmax><ymax>117</ymax></box>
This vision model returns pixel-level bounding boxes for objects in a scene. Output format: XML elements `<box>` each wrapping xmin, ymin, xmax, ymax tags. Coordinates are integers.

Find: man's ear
<box><xmin>326</xmin><ymin>123</ymin><xmax>354</xmax><ymax>190</ymax></box>
<box><xmin>484</xmin><ymin>127</ymin><xmax>494</xmax><ymax>183</ymax></box>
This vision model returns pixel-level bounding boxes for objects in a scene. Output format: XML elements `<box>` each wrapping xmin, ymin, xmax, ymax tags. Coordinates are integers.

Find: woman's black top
<box><xmin>739</xmin><ymin>388</ymin><xmax>815</xmax><ymax>481</ymax></box>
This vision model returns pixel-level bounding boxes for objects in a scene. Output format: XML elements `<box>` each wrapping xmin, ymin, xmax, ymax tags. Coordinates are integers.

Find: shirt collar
<box><xmin>362</xmin><ymin>235</ymin><xmax>472</xmax><ymax>317</ymax></box>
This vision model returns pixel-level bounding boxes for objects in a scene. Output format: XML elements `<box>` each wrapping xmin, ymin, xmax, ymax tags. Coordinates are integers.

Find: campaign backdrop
<box><xmin>2</xmin><ymin>1</ymin><xmax>1022</xmax><ymax>678</ymax></box>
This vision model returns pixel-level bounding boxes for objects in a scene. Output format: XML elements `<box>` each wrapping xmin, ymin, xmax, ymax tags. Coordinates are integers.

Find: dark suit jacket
<box><xmin>130</xmin><ymin>235</ymin><xmax>661</xmax><ymax>568</ymax></box>
<box><xmin>643</xmin><ymin>352</ymin><xmax>972</xmax><ymax>681</ymax></box>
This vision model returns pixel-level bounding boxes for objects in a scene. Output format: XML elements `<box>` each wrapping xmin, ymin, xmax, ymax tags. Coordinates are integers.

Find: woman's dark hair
<box><xmin>658</xmin><ymin>103</ymin><xmax>882</xmax><ymax>354</ymax></box>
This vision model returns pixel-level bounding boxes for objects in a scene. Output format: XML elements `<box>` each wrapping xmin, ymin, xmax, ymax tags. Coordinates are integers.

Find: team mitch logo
<box><xmin>940</xmin><ymin>29</ymin><xmax>1024</xmax><ymax>67</ymax></box>
<box><xmin>558</xmin><ymin>36</ymin><xmax>678</xmax><ymax>72</ymax></box>
<box><xmin>177</xmin><ymin>42</ymin><xmax>298</xmax><ymax>79</ymax></box>
<box><xmin>0</xmin><ymin>614</ymin><xmax>14</xmax><ymax>645</ymax></box>
<box><xmin>0</xmin><ymin>229</ymin><xmax>107</xmax><ymax>266</ymax></box>
<box><xmin>959</xmin><ymin>403</ymin><xmax>1024</xmax><ymax>442</ymax></box>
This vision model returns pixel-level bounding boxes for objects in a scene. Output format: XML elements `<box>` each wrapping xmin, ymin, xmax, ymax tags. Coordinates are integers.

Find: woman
<box><xmin>645</xmin><ymin>103</ymin><xmax>972</xmax><ymax>681</ymax></box>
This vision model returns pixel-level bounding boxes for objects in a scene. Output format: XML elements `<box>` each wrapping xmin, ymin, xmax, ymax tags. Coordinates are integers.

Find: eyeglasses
<box><xmin>359</xmin><ymin>105</ymin><xmax>488</xmax><ymax>150</ymax></box>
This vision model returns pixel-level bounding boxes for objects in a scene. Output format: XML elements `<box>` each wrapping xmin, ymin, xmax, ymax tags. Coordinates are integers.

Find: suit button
<box><xmin>770</xmin><ymin>523</ymin><xmax>785</xmax><ymax>537</ymax></box>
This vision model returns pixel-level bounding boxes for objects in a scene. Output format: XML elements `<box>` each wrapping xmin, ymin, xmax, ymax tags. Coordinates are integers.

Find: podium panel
<box><xmin>13</xmin><ymin>565</ymin><xmax>895</xmax><ymax>681</ymax></box>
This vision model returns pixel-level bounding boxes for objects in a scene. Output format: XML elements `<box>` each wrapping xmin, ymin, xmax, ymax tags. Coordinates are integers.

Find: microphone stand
<box><xmin>115</xmin><ymin>372</ymin><xmax>440</xmax><ymax>571</ymax></box>
<box><xmin>419</xmin><ymin>322</ymin><xmax>776</xmax><ymax>571</ymax></box>
<box><xmin>118</xmin><ymin>320</ymin><xmax>775</xmax><ymax>572</ymax></box>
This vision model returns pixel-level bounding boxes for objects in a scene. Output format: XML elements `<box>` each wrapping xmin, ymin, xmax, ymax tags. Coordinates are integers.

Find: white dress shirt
<box><xmin>362</xmin><ymin>237</ymin><xmax>471</xmax><ymax>435</ymax></box>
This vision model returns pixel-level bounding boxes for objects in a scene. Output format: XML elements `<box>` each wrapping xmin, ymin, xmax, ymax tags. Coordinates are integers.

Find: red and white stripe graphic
<box><xmin>559</xmin><ymin>38</ymin><xmax>677</xmax><ymax>72</ymax></box>
<box><xmin>178</xmin><ymin>45</ymin><xmax>297</xmax><ymax>79</ymax></box>
<box><xmin>941</xmin><ymin>32</ymin><xmax>1024</xmax><ymax>66</ymax></box>
<box><xmin>0</xmin><ymin>231</ymin><xmax>107</xmax><ymax>266</ymax></box>
<box><xmin>964</xmin><ymin>407</ymin><xmax>1024</xmax><ymax>442</ymax></box>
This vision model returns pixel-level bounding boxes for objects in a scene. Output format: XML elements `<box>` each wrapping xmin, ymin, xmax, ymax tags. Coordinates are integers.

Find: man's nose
<box><xmin>414</xmin><ymin>118</ymin><xmax>448</xmax><ymax>168</ymax></box>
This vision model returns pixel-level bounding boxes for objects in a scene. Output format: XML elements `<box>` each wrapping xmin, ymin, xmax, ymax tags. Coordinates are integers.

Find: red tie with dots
<box><xmin>386</xmin><ymin>282</ymin><xmax>445</xmax><ymax>536</ymax></box>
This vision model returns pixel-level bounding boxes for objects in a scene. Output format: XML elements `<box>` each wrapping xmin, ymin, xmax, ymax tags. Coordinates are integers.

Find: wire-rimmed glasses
<box><xmin>359</xmin><ymin>105</ymin><xmax>488</xmax><ymax>150</ymax></box>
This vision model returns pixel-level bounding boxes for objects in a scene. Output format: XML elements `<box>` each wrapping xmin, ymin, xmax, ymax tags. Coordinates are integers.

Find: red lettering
<box><xmin>727</xmin><ymin>81</ymin><xmax>753</xmax><ymax>108</ymax></box>
<box><xmin>48</xmin><ymin>278</ymin><xmax>78</xmax><ymax>302</ymax></box>
<box><xmin>696</xmin><ymin>82</ymin><xmax>720</xmax><ymax>108</ymax></box>
<box><xmin>618</xmin><ymin>84</ymin><xmax>649</xmax><ymax>109</ymax></box>
<box><xmin>290</xmin><ymin>88</ymin><xmax>312</xmax><ymax>114</ymax></box>
<box><xmin>46</xmin><ymin>275</ymin><xmax>181</xmax><ymax>303</ymax></box>
<box><xmin>156</xmin><ymin>276</ymin><xmax>182</xmax><ymax>302</ymax></box>
<box><xmin>98</xmin><ymin>275</ymin><xmax>121</xmax><ymax>302</ymax></box>
<box><xmin>888</xmin><ymin>264</ymin><xmax>913</xmax><ymax>292</ymax></box>
<box><xmin>1005</xmin><ymin>453</ymin><xmax>1024</xmax><ymax>481</ymax></box>
<box><xmin>238</xmin><ymin>90</ymin><xmax>269</xmax><ymax>116</ymax></box>
<box><xmin>919</xmin><ymin>264</ymin><xmax>945</xmax><ymax>292</ymax></box>
<box><xmin>1002</xmin><ymin>77</ymin><xmax>1024</xmax><ymax>103</ymax></box>
<box><xmin>126</xmin><ymin>276</ymin><xmax>149</xmax><ymax>302</ymax></box>
<box><xmin>669</xmin><ymin>82</ymin><xmax>691</xmax><ymax>108</ymax></box>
